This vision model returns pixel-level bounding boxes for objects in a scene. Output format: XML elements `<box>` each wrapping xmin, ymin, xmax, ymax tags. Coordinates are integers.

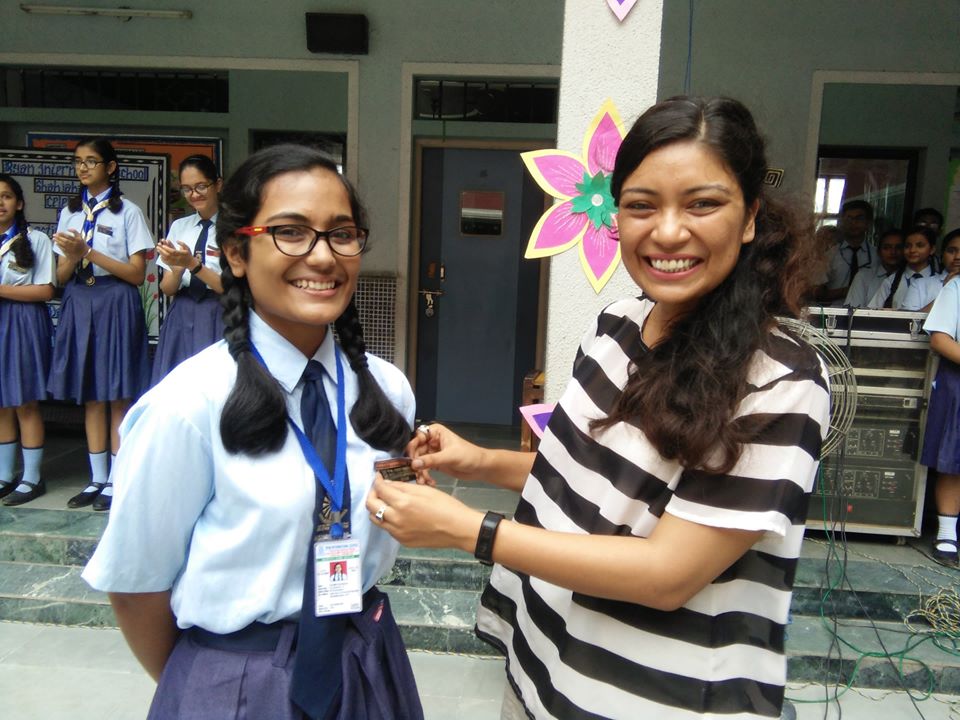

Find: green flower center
<box><xmin>571</xmin><ymin>171</ymin><xmax>616</xmax><ymax>230</ymax></box>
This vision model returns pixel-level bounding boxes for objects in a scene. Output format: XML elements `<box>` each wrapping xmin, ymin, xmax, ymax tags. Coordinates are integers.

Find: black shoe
<box><xmin>92</xmin><ymin>491</ymin><xmax>112</xmax><ymax>512</ymax></box>
<box><xmin>0</xmin><ymin>480</ymin><xmax>16</xmax><ymax>500</ymax></box>
<box><xmin>2</xmin><ymin>479</ymin><xmax>46</xmax><ymax>507</ymax></box>
<box><xmin>67</xmin><ymin>483</ymin><xmax>104</xmax><ymax>509</ymax></box>
<box><xmin>932</xmin><ymin>539</ymin><xmax>959</xmax><ymax>567</ymax></box>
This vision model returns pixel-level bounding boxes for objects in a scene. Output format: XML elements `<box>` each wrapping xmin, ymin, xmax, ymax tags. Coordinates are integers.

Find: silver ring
<box><xmin>416</xmin><ymin>424</ymin><xmax>431</xmax><ymax>437</ymax></box>
<box><xmin>375</xmin><ymin>505</ymin><xmax>387</xmax><ymax>522</ymax></box>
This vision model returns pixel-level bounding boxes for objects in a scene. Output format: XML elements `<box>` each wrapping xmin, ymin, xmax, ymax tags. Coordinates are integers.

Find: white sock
<box><xmin>21</xmin><ymin>446</ymin><xmax>43</xmax><ymax>486</ymax></box>
<box><xmin>83</xmin><ymin>451</ymin><xmax>109</xmax><ymax>492</ymax></box>
<box><xmin>935</xmin><ymin>514</ymin><xmax>958</xmax><ymax>552</ymax></box>
<box><xmin>0</xmin><ymin>441</ymin><xmax>16</xmax><ymax>486</ymax></box>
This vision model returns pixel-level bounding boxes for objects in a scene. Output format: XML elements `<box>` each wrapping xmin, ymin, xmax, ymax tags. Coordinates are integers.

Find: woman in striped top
<box><xmin>368</xmin><ymin>96</ymin><xmax>829</xmax><ymax>719</ymax></box>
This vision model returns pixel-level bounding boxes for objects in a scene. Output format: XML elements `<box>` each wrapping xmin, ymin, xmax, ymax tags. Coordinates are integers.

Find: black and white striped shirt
<box><xmin>477</xmin><ymin>297</ymin><xmax>829</xmax><ymax>719</ymax></box>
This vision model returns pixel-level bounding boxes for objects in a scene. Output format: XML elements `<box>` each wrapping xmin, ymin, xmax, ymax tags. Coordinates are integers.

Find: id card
<box><xmin>313</xmin><ymin>537</ymin><xmax>362</xmax><ymax>616</ymax></box>
<box><xmin>374</xmin><ymin>457</ymin><xmax>416</xmax><ymax>482</ymax></box>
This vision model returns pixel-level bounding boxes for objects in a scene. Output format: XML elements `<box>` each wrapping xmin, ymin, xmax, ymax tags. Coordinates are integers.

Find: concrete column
<box><xmin>544</xmin><ymin>0</ymin><xmax>664</xmax><ymax>399</ymax></box>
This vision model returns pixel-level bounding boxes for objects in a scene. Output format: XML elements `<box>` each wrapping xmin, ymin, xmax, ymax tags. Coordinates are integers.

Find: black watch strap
<box><xmin>474</xmin><ymin>511</ymin><xmax>504</xmax><ymax>566</ymax></box>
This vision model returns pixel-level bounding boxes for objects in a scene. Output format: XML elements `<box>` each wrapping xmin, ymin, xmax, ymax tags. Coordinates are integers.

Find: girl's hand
<box><xmin>156</xmin><ymin>239</ymin><xmax>196</xmax><ymax>269</ymax></box>
<box><xmin>406</xmin><ymin>422</ymin><xmax>487</xmax><ymax>483</ymax></box>
<box><xmin>53</xmin><ymin>229</ymin><xmax>88</xmax><ymax>263</ymax></box>
<box><xmin>365</xmin><ymin>475</ymin><xmax>483</xmax><ymax>551</ymax></box>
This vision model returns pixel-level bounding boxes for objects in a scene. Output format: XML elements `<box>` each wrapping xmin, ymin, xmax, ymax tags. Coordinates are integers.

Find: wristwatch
<box><xmin>192</xmin><ymin>259</ymin><xmax>204</xmax><ymax>274</ymax></box>
<box><xmin>474</xmin><ymin>511</ymin><xmax>504</xmax><ymax>566</ymax></box>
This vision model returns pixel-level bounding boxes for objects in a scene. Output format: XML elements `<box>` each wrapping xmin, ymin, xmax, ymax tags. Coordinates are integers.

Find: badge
<box><xmin>85</xmin><ymin>276</ymin><xmax>96</xmax><ymax>286</ymax></box>
<box><xmin>313</xmin><ymin>537</ymin><xmax>362</xmax><ymax>616</ymax></box>
<box><xmin>96</xmin><ymin>224</ymin><xmax>114</xmax><ymax>236</ymax></box>
<box><xmin>206</xmin><ymin>247</ymin><xmax>220</xmax><ymax>257</ymax></box>
<box><xmin>374</xmin><ymin>457</ymin><xmax>416</xmax><ymax>482</ymax></box>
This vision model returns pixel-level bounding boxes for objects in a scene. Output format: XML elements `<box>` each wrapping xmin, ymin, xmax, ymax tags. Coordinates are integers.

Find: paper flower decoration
<box><xmin>606</xmin><ymin>0</ymin><xmax>638</xmax><ymax>22</ymax></box>
<box><xmin>522</xmin><ymin>99</ymin><xmax>626</xmax><ymax>293</ymax></box>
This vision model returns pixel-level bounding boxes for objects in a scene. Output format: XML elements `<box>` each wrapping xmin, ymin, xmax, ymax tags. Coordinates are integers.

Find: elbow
<box><xmin>37</xmin><ymin>285</ymin><xmax>55</xmax><ymax>302</ymax></box>
<box><xmin>643</xmin><ymin>589</ymin><xmax>691</xmax><ymax>612</ymax></box>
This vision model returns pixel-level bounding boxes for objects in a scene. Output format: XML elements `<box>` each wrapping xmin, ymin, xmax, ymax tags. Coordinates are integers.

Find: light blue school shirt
<box><xmin>0</xmin><ymin>228</ymin><xmax>55</xmax><ymax>286</ymax></box>
<box><xmin>843</xmin><ymin>264</ymin><xmax>891</xmax><ymax>308</ymax></box>
<box><xmin>82</xmin><ymin>311</ymin><xmax>416</xmax><ymax>633</ymax></box>
<box><xmin>53</xmin><ymin>190</ymin><xmax>154</xmax><ymax>275</ymax></box>
<box><xmin>924</xmin><ymin>276</ymin><xmax>960</xmax><ymax>340</ymax></box>
<box><xmin>824</xmin><ymin>240</ymin><xmax>878</xmax><ymax>290</ymax></box>
<box><xmin>900</xmin><ymin>271</ymin><xmax>946</xmax><ymax>311</ymax></box>
<box><xmin>866</xmin><ymin>264</ymin><xmax>936</xmax><ymax>309</ymax></box>
<box><xmin>157</xmin><ymin>212</ymin><xmax>221</xmax><ymax>290</ymax></box>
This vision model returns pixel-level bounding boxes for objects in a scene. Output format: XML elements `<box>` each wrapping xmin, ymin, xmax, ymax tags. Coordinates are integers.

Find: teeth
<box><xmin>292</xmin><ymin>279</ymin><xmax>335</xmax><ymax>290</ymax></box>
<box><xmin>650</xmin><ymin>258</ymin><xmax>697</xmax><ymax>273</ymax></box>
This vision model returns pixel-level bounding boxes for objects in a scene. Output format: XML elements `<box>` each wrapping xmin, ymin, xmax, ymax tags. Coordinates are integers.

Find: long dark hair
<box><xmin>179</xmin><ymin>154</ymin><xmax>220</xmax><ymax>182</ymax></box>
<box><xmin>217</xmin><ymin>144</ymin><xmax>409</xmax><ymax>456</ymax></box>
<box><xmin>598</xmin><ymin>96</ymin><xmax>817</xmax><ymax>474</ymax></box>
<box><xmin>67</xmin><ymin>137</ymin><xmax>123</xmax><ymax>214</ymax></box>
<box><xmin>0</xmin><ymin>174</ymin><xmax>36</xmax><ymax>269</ymax></box>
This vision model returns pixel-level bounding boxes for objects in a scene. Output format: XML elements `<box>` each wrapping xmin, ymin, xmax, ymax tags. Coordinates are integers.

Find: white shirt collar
<box><xmin>194</xmin><ymin>212</ymin><xmax>218</xmax><ymax>228</ymax></box>
<box><xmin>249</xmin><ymin>311</ymin><xmax>336</xmax><ymax>394</ymax></box>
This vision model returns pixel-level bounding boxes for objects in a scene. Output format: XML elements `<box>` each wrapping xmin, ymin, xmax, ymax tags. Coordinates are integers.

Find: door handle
<box><xmin>418</xmin><ymin>289</ymin><xmax>444</xmax><ymax>317</ymax></box>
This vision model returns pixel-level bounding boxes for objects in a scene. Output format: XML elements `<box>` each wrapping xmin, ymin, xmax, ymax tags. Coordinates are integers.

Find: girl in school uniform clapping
<box><xmin>0</xmin><ymin>175</ymin><xmax>55</xmax><ymax>506</ymax></box>
<box><xmin>49</xmin><ymin>137</ymin><xmax>153</xmax><ymax>512</ymax></box>
<box><xmin>83</xmin><ymin>145</ymin><xmax>421</xmax><ymax>719</ymax></box>
<box><xmin>868</xmin><ymin>226</ymin><xmax>939</xmax><ymax>310</ymax></box>
<box><xmin>151</xmin><ymin>155</ymin><xmax>224</xmax><ymax>384</ymax></box>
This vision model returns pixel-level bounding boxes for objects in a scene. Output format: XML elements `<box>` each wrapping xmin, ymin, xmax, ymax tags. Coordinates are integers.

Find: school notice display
<box><xmin>0</xmin><ymin>148</ymin><xmax>167</xmax><ymax>338</ymax></box>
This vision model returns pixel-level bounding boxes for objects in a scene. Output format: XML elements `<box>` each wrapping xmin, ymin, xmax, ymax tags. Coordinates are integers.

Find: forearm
<box><xmin>476</xmin><ymin>448</ymin><xmax>535</xmax><ymax>491</ymax></box>
<box><xmin>931</xmin><ymin>332</ymin><xmax>960</xmax><ymax>365</ymax></box>
<box><xmin>88</xmin><ymin>249</ymin><xmax>146</xmax><ymax>286</ymax></box>
<box><xmin>159</xmin><ymin>269</ymin><xmax>183</xmax><ymax>297</ymax></box>
<box><xmin>109</xmin><ymin>590</ymin><xmax>180</xmax><ymax>681</ymax></box>
<box><xmin>0</xmin><ymin>284</ymin><xmax>54</xmax><ymax>302</ymax></box>
<box><xmin>196</xmin><ymin>266</ymin><xmax>223</xmax><ymax>294</ymax></box>
<box><xmin>55</xmin><ymin>256</ymin><xmax>76</xmax><ymax>285</ymax></box>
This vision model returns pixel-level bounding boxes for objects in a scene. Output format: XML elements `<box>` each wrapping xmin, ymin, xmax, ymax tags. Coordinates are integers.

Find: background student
<box><xmin>48</xmin><ymin>137</ymin><xmax>153</xmax><ymax>512</ymax></box>
<box><xmin>844</xmin><ymin>228</ymin><xmax>903</xmax><ymax>307</ymax></box>
<box><xmin>0</xmin><ymin>175</ymin><xmax>55</xmax><ymax>506</ymax></box>
<box><xmin>152</xmin><ymin>154</ymin><xmax>224</xmax><ymax>384</ymax></box>
<box><xmin>902</xmin><ymin>228</ymin><xmax>960</xmax><ymax>312</ymax></box>
<box><xmin>867</xmin><ymin>225</ymin><xmax>939</xmax><ymax>310</ymax></box>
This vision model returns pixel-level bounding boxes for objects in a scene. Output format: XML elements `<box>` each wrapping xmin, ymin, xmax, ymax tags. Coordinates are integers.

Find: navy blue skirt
<box><xmin>0</xmin><ymin>299</ymin><xmax>52</xmax><ymax>407</ymax></box>
<box><xmin>151</xmin><ymin>290</ymin><xmax>224</xmax><ymax>385</ymax></box>
<box><xmin>47</xmin><ymin>277</ymin><xmax>150</xmax><ymax>403</ymax></box>
<box><xmin>921</xmin><ymin>357</ymin><xmax>960</xmax><ymax>474</ymax></box>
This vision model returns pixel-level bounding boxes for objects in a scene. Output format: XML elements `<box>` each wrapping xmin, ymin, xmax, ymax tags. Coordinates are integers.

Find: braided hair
<box><xmin>67</xmin><ymin>137</ymin><xmax>124</xmax><ymax>214</ymax></box>
<box><xmin>217</xmin><ymin>144</ymin><xmax>409</xmax><ymax>456</ymax></box>
<box><xmin>0</xmin><ymin>174</ymin><xmax>35</xmax><ymax>270</ymax></box>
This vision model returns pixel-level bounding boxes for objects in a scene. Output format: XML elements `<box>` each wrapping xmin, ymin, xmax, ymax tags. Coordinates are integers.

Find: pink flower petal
<box><xmin>586</xmin><ymin>113</ymin><xmax>624</xmax><ymax>176</ymax></box>
<box><xmin>522</xmin><ymin>150</ymin><xmax>587</xmax><ymax>199</ymax></box>
<box><xmin>579</xmin><ymin>223</ymin><xmax>621</xmax><ymax>292</ymax></box>
<box><xmin>525</xmin><ymin>200</ymin><xmax>587</xmax><ymax>258</ymax></box>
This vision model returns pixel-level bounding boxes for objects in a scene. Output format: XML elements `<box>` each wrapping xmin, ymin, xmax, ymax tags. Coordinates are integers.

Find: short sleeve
<box><xmin>123</xmin><ymin>201</ymin><xmax>155</xmax><ymax>256</ymax></box>
<box><xmin>52</xmin><ymin>206</ymin><xmax>73</xmax><ymax>257</ymax></box>
<box><xmin>866</xmin><ymin>274</ymin><xmax>893</xmax><ymax>309</ymax></box>
<box><xmin>665</xmin><ymin>346</ymin><xmax>829</xmax><ymax>538</ymax></box>
<box><xmin>28</xmin><ymin>230</ymin><xmax>54</xmax><ymax>285</ymax></box>
<box><xmin>924</xmin><ymin>278</ymin><xmax>960</xmax><ymax>339</ymax></box>
<box><xmin>82</xmin><ymin>394</ymin><xmax>214</xmax><ymax>592</ymax></box>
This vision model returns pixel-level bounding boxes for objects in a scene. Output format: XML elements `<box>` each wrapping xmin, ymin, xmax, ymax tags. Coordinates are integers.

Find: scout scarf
<box><xmin>80</xmin><ymin>188</ymin><xmax>113</xmax><ymax>269</ymax></box>
<box><xmin>0</xmin><ymin>224</ymin><xmax>21</xmax><ymax>260</ymax></box>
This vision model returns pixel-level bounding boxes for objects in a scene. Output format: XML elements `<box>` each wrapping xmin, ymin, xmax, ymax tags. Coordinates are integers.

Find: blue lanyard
<box><xmin>251</xmin><ymin>344</ymin><xmax>348</xmax><ymax>514</ymax></box>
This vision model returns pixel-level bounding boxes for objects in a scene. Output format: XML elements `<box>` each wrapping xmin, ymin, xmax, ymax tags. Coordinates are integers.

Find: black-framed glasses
<box><xmin>235</xmin><ymin>224</ymin><xmax>368</xmax><ymax>257</ymax></box>
<box><xmin>73</xmin><ymin>158</ymin><xmax>104</xmax><ymax>169</ymax></box>
<box><xmin>180</xmin><ymin>182</ymin><xmax>214</xmax><ymax>196</ymax></box>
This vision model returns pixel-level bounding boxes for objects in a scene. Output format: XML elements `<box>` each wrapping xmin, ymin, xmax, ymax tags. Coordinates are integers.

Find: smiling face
<box><xmin>616</xmin><ymin>141</ymin><xmax>758</xmax><ymax>325</ymax></box>
<box><xmin>942</xmin><ymin>236</ymin><xmax>960</xmax><ymax>276</ymax></box>
<box><xmin>0</xmin><ymin>181</ymin><xmax>22</xmax><ymax>233</ymax></box>
<box><xmin>179</xmin><ymin>165</ymin><xmax>221</xmax><ymax>219</ymax></box>
<box><xmin>223</xmin><ymin>168</ymin><xmax>361</xmax><ymax>357</ymax></box>
<box><xmin>903</xmin><ymin>232</ymin><xmax>933</xmax><ymax>271</ymax></box>
<box><xmin>73</xmin><ymin>144</ymin><xmax>115</xmax><ymax>196</ymax></box>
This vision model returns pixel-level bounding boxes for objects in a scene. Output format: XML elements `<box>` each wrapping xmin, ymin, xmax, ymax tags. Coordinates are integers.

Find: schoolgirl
<box><xmin>151</xmin><ymin>154</ymin><xmax>225</xmax><ymax>384</ymax></box>
<box><xmin>844</xmin><ymin>228</ymin><xmax>904</xmax><ymax>307</ymax></box>
<box><xmin>867</xmin><ymin>225</ymin><xmax>939</xmax><ymax>309</ymax></box>
<box><xmin>83</xmin><ymin>145</ymin><xmax>420</xmax><ymax>719</ymax></box>
<box><xmin>902</xmin><ymin>228</ymin><xmax>960</xmax><ymax>312</ymax></box>
<box><xmin>368</xmin><ymin>97</ymin><xmax>829</xmax><ymax>719</ymax></box>
<box><xmin>919</xmin><ymin>262</ymin><xmax>960</xmax><ymax>566</ymax></box>
<box><xmin>0</xmin><ymin>175</ymin><xmax>55</xmax><ymax>506</ymax></box>
<box><xmin>49</xmin><ymin>137</ymin><xmax>153</xmax><ymax>512</ymax></box>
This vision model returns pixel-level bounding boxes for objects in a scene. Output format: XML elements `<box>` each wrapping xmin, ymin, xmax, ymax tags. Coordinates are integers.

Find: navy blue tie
<box><xmin>188</xmin><ymin>219</ymin><xmax>211</xmax><ymax>300</ymax></box>
<box><xmin>290</xmin><ymin>360</ymin><xmax>348</xmax><ymax>720</ymax></box>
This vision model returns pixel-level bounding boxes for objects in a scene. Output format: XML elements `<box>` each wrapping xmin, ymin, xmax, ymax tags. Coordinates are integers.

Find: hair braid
<box><xmin>219</xmin><ymin>263</ymin><xmax>288</xmax><ymax>454</ymax></box>
<box><xmin>10</xmin><ymin>208</ymin><xmax>35</xmax><ymax>270</ymax></box>
<box><xmin>335</xmin><ymin>300</ymin><xmax>409</xmax><ymax>454</ymax></box>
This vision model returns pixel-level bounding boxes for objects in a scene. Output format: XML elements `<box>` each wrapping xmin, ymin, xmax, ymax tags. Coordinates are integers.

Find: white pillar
<box><xmin>544</xmin><ymin>0</ymin><xmax>664</xmax><ymax>399</ymax></box>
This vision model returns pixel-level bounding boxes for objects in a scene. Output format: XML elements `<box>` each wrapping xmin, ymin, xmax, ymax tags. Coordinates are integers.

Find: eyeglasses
<box><xmin>180</xmin><ymin>182</ymin><xmax>214</xmax><ymax>196</ymax></box>
<box><xmin>73</xmin><ymin>158</ymin><xmax>104</xmax><ymax>169</ymax></box>
<box><xmin>235</xmin><ymin>224</ymin><xmax>368</xmax><ymax>257</ymax></box>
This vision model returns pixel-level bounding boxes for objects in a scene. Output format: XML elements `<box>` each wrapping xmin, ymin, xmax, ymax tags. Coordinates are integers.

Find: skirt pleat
<box><xmin>921</xmin><ymin>358</ymin><xmax>960</xmax><ymax>474</ymax></box>
<box><xmin>47</xmin><ymin>278</ymin><xmax>150</xmax><ymax>403</ymax></box>
<box><xmin>0</xmin><ymin>300</ymin><xmax>52</xmax><ymax>407</ymax></box>
<box><xmin>151</xmin><ymin>292</ymin><xmax>224</xmax><ymax>386</ymax></box>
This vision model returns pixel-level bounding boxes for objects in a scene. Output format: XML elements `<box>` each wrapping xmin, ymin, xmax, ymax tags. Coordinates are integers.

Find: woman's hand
<box><xmin>406</xmin><ymin>422</ymin><xmax>488</xmax><ymax>483</ymax></box>
<box><xmin>156</xmin><ymin>239</ymin><xmax>196</xmax><ymax>270</ymax></box>
<box><xmin>366</xmin><ymin>475</ymin><xmax>483</xmax><ymax>552</ymax></box>
<box><xmin>53</xmin><ymin>229</ymin><xmax>88</xmax><ymax>264</ymax></box>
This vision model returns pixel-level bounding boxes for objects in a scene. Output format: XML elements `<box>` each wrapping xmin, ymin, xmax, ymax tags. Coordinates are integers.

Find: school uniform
<box><xmin>900</xmin><ymin>271</ymin><xmax>947</xmax><ymax>311</ymax></box>
<box><xmin>83</xmin><ymin>311</ymin><xmax>416</xmax><ymax>718</ymax></box>
<box><xmin>151</xmin><ymin>213</ymin><xmax>224</xmax><ymax>384</ymax></box>
<box><xmin>0</xmin><ymin>227</ymin><xmax>54</xmax><ymax>407</ymax></box>
<box><xmin>824</xmin><ymin>240</ymin><xmax>878</xmax><ymax>290</ymax></box>
<box><xmin>921</xmin><ymin>278</ymin><xmax>960</xmax><ymax>474</ymax></box>
<box><xmin>48</xmin><ymin>190</ymin><xmax>154</xmax><ymax>403</ymax></box>
<box><xmin>843</xmin><ymin>265</ymin><xmax>894</xmax><ymax>308</ymax></box>
<box><xmin>866</xmin><ymin>264</ymin><xmax>936</xmax><ymax>310</ymax></box>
